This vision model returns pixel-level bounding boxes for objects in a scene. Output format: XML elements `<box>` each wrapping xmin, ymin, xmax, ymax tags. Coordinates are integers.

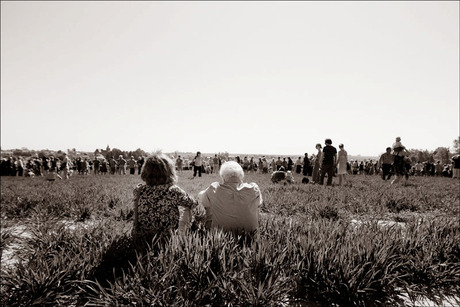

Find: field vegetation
<box><xmin>1</xmin><ymin>172</ymin><xmax>459</xmax><ymax>306</ymax></box>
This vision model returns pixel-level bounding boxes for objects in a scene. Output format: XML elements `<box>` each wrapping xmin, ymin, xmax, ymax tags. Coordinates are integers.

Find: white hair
<box><xmin>220</xmin><ymin>161</ymin><xmax>244</xmax><ymax>182</ymax></box>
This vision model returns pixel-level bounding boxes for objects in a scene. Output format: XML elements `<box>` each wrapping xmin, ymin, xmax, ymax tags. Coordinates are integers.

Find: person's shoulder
<box><xmin>169</xmin><ymin>184</ymin><xmax>187</xmax><ymax>193</ymax></box>
<box><xmin>240</xmin><ymin>182</ymin><xmax>260</xmax><ymax>190</ymax></box>
<box><xmin>239</xmin><ymin>182</ymin><xmax>262</xmax><ymax>196</ymax></box>
<box><xmin>210</xmin><ymin>181</ymin><xmax>220</xmax><ymax>188</ymax></box>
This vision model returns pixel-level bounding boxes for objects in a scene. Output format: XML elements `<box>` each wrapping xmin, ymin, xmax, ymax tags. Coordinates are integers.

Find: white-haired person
<box><xmin>196</xmin><ymin>161</ymin><xmax>262</xmax><ymax>236</ymax></box>
<box><xmin>61</xmin><ymin>153</ymin><xmax>72</xmax><ymax>179</ymax></box>
<box><xmin>117</xmin><ymin>155</ymin><xmax>127</xmax><ymax>175</ymax></box>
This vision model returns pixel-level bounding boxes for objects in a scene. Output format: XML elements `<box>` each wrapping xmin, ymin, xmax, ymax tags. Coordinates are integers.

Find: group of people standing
<box><xmin>0</xmin><ymin>153</ymin><xmax>73</xmax><ymax>179</ymax></box>
<box><xmin>3</xmin><ymin>137</ymin><xmax>459</xmax><ymax>185</ymax></box>
<box><xmin>308</xmin><ymin>139</ymin><xmax>349</xmax><ymax>186</ymax></box>
<box><xmin>180</xmin><ymin>137</ymin><xmax>460</xmax><ymax>187</ymax></box>
<box><xmin>0</xmin><ymin>154</ymin><xmax>146</xmax><ymax>179</ymax></box>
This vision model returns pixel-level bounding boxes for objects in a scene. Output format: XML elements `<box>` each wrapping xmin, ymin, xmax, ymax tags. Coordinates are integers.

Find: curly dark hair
<box><xmin>141</xmin><ymin>152</ymin><xmax>177</xmax><ymax>186</ymax></box>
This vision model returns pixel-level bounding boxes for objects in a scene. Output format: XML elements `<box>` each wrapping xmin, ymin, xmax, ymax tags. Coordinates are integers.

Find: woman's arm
<box><xmin>178</xmin><ymin>207</ymin><xmax>192</xmax><ymax>233</ymax></box>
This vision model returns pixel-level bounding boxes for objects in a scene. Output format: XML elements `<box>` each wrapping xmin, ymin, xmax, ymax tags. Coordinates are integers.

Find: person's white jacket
<box><xmin>198</xmin><ymin>178</ymin><xmax>262</xmax><ymax>233</ymax></box>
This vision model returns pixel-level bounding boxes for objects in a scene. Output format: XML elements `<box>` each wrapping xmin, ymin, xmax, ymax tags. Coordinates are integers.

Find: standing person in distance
<box><xmin>128</xmin><ymin>156</ymin><xmax>137</xmax><ymax>175</ymax></box>
<box><xmin>312</xmin><ymin>144</ymin><xmax>322</xmax><ymax>184</ymax></box>
<box><xmin>302</xmin><ymin>153</ymin><xmax>310</xmax><ymax>177</ymax></box>
<box><xmin>391</xmin><ymin>138</ymin><xmax>410</xmax><ymax>185</ymax></box>
<box><xmin>117</xmin><ymin>155</ymin><xmax>127</xmax><ymax>175</ymax></box>
<box><xmin>378</xmin><ymin>147</ymin><xmax>394</xmax><ymax>181</ymax></box>
<box><xmin>137</xmin><ymin>156</ymin><xmax>144</xmax><ymax>175</ymax></box>
<box><xmin>336</xmin><ymin>144</ymin><xmax>348</xmax><ymax>186</ymax></box>
<box><xmin>61</xmin><ymin>153</ymin><xmax>72</xmax><ymax>180</ymax></box>
<box><xmin>451</xmin><ymin>154</ymin><xmax>460</xmax><ymax>179</ymax></box>
<box><xmin>295</xmin><ymin>156</ymin><xmax>303</xmax><ymax>174</ymax></box>
<box><xmin>319</xmin><ymin>139</ymin><xmax>337</xmax><ymax>186</ymax></box>
<box><xmin>287</xmin><ymin>157</ymin><xmax>293</xmax><ymax>171</ymax></box>
<box><xmin>109</xmin><ymin>157</ymin><xmax>117</xmax><ymax>175</ymax></box>
<box><xmin>193</xmin><ymin>151</ymin><xmax>203</xmax><ymax>178</ymax></box>
<box><xmin>93</xmin><ymin>156</ymin><xmax>100</xmax><ymax>175</ymax></box>
<box><xmin>213</xmin><ymin>154</ymin><xmax>220</xmax><ymax>173</ymax></box>
<box><xmin>176</xmin><ymin>155</ymin><xmax>183</xmax><ymax>174</ymax></box>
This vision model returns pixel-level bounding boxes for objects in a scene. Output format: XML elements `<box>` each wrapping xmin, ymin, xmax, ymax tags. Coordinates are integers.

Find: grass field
<box><xmin>1</xmin><ymin>171</ymin><xmax>459</xmax><ymax>306</ymax></box>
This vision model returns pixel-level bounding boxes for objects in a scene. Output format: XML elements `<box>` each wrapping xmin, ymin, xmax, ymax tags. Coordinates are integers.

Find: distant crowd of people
<box><xmin>1</xmin><ymin>137</ymin><xmax>459</xmax><ymax>184</ymax></box>
<box><xmin>0</xmin><ymin>154</ymin><xmax>146</xmax><ymax>179</ymax></box>
<box><xmin>183</xmin><ymin>138</ymin><xmax>459</xmax><ymax>186</ymax></box>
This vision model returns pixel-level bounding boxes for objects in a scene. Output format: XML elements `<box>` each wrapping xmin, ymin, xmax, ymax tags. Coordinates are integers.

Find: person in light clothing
<box><xmin>176</xmin><ymin>155</ymin><xmax>183</xmax><ymax>174</ymax></box>
<box><xmin>197</xmin><ymin>161</ymin><xmax>262</xmax><ymax>235</ymax></box>
<box><xmin>295</xmin><ymin>157</ymin><xmax>303</xmax><ymax>174</ymax></box>
<box><xmin>336</xmin><ymin>144</ymin><xmax>348</xmax><ymax>186</ymax></box>
<box><xmin>392</xmin><ymin>136</ymin><xmax>405</xmax><ymax>153</ymax></box>
<box><xmin>212</xmin><ymin>155</ymin><xmax>220</xmax><ymax>173</ymax></box>
<box><xmin>312</xmin><ymin>144</ymin><xmax>322</xmax><ymax>183</ymax></box>
<box><xmin>117</xmin><ymin>155</ymin><xmax>127</xmax><ymax>175</ymax></box>
<box><xmin>61</xmin><ymin>153</ymin><xmax>72</xmax><ymax>179</ymax></box>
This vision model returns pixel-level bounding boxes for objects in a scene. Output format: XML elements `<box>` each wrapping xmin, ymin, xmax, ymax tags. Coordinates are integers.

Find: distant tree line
<box><xmin>408</xmin><ymin>146</ymin><xmax>452</xmax><ymax>165</ymax></box>
<box><xmin>1</xmin><ymin>146</ymin><xmax>149</xmax><ymax>161</ymax></box>
<box><xmin>95</xmin><ymin>146</ymin><xmax>149</xmax><ymax>161</ymax></box>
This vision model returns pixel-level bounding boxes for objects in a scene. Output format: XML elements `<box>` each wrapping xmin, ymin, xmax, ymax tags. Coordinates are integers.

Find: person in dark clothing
<box><xmin>391</xmin><ymin>145</ymin><xmax>410</xmax><ymax>185</ymax></box>
<box><xmin>378</xmin><ymin>147</ymin><xmax>394</xmax><ymax>181</ymax></box>
<box><xmin>452</xmin><ymin>154</ymin><xmax>460</xmax><ymax>179</ymax></box>
<box><xmin>287</xmin><ymin>157</ymin><xmax>293</xmax><ymax>171</ymax></box>
<box><xmin>319</xmin><ymin>139</ymin><xmax>337</xmax><ymax>186</ymax></box>
<box><xmin>137</xmin><ymin>156</ymin><xmax>145</xmax><ymax>175</ymax></box>
<box><xmin>302</xmin><ymin>153</ymin><xmax>310</xmax><ymax>176</ymax></box>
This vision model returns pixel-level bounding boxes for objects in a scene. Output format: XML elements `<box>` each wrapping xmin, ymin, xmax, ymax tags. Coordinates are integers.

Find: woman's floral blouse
<box><xmin>133</xmin><ymin>183</ymin><xmax>197</xmax><ymax>237</ymax></box>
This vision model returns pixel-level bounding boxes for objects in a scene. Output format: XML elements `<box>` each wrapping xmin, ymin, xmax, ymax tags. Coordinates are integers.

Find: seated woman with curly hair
<box><xmin>91</xmin><ymin>152</ymin><xmax>197</xmax><ymax>286</ymax></box>
<box><xmin>133</xmin><ymin>152</ymin><xmax>198</xmax><ymax>244</ymax></box>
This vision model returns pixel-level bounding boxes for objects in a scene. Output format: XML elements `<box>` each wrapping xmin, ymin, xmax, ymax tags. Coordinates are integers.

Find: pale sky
<box><xmin>1</xmin><ymin>1</ymin><xmax>459</xmax><ymax>157</ymax></box>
